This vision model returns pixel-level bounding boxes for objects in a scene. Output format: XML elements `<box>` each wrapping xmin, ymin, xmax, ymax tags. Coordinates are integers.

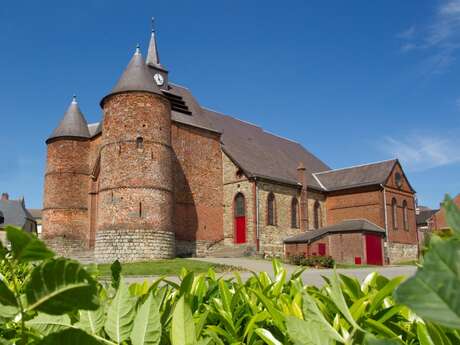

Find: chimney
<box><xmin>1</xmin><ymin>193</ymin><xmax>9</xmax><ymax>201</ymax></box>
<box><xmin>297</xmin><ymin>163</ymin><xmax>308</xmax><ymax>231</ymax></box>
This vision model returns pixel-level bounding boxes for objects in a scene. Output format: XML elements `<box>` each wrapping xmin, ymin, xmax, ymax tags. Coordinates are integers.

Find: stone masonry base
<box><xmin>387</xmin><ymin>242</ymin><xmax>418</xmax><ymax>264</ymax></box>
<box><xmin>44</xmin><ymin>236</ymin><xmax>88</xmax><ymax>256</ymax></box>
<box><xmin>175</xmin><ymin>239</ymin><xmax>224</xmax><ymax>257</ymax></box>
<box><xmin>94</xmin><ymin>229</ymin><xmax>175</xmax><ymax>263</ymax></box>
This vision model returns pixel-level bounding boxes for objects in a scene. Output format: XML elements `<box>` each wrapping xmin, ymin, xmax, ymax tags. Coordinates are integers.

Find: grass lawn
<box><xmin>96</xmin><ymin>258</ymin><xmax>241</xmax><ymax>277</ymax></box>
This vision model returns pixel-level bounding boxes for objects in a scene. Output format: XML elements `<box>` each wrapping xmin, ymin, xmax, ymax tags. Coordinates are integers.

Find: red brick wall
<box><xmin>43</xmin><ymin>139</ymin><xmax>90</xmax><ymax>242</ymax></box>
<box><xmin>384</xmin><ymin>164</ymin><xmax>417</xmax><ymax>245</ymax></box>
<box><xmin>97</xmin><ymin>92</ymin><xmax>174</xmax><ymax>234</ymax></box>
<box><xmin>171</xmin><ymin>122</ymin><xmax>223</xmax><ymax>242</ymax></box>
<box><xmin>326</xmin><ymin>188</ymin><xmax>385</xmax><ymax>228</ymax></box>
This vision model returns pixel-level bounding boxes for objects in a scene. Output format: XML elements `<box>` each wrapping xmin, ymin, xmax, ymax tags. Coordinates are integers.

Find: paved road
<box><xmin>124</xmin><ymin>257</ymin><xmax>416</xmax><ymax>286</ymax></box>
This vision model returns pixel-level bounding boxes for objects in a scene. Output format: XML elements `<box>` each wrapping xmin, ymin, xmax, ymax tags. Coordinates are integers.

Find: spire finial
<box><xmin>135</xmin><ymin>43</ymin><xmax>141</xmax><ymax>55</ymax></box>
<box><xmin>151</xmin><ymin>17</ymin><xmax>155</xmax><ymax>33</ymax></box>
<box><xmin>72</xmin><ymin>94</ymin><xmax>77</xmax><ymax>104</ymax></box>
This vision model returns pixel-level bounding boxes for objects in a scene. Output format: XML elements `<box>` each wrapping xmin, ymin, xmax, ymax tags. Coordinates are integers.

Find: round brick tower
<box><xmin>94</xmin><ymin>46</ymin><xmax>174</xmax><ymax>262</ymax></box>
<box><xmin>43</xmin><ymin>96</ymin><xmax>91</xmax><ymax>253</ymax></box>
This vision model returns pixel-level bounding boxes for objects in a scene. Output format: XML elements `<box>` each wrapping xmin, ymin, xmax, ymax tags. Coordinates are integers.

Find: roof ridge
<box><xmin>314</xmin><ymin>158</ymin><xmax>397</xmax><ymax>175</ymax></box>
<box><xmin>201</xmin><ymin>106</ymin><xmax>262</xmax><ymax>129</ymax></box>
<box><xmin>313</xmin><ymin>174</ymin><xmax>327</xmax><ymax>190</ymax></box>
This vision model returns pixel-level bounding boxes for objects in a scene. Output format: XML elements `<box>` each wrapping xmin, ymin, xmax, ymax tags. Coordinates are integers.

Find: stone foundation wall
<box><xmin>94</xmin><ymin>229</ymin><xmax>175</xmax><ymax>263</ymax></box>
<box><xmin>386</xmin><ymin>242</ymin><xmax>418</xmax><ymax>263</ymax></box>
<box><xmin>44</xmin><ymin>236</ymin><xmax>91</xmax><ymax>258</ymax></box>
<box><xmin>175</xmin><ymin>239</ymin><xmax>223</xmax><ymax>258</ymax></box>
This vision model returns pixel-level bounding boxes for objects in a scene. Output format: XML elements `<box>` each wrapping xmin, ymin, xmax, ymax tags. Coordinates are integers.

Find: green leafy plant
<box><xmin>288</xmin><ymin>255</ymin><xmax>335</xmax><ymax>268</ymax></box>
<box><xmin>0</xmin><ymin>194</ymin><xmax>459</xmax><ymax>344</ymax></box>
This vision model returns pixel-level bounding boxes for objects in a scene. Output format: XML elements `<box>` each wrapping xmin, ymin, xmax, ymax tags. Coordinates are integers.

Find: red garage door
<box><xmin>365</xmin><ymin>234</ymin><xmax>383</xmax><ymax>265</ymax></box>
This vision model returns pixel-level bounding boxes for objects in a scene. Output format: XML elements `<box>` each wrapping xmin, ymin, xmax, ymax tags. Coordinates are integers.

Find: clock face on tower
<box><xmin>154</xmin><ymin>73</ymin><xmax>164</xmax><ymax>86</ymax></box>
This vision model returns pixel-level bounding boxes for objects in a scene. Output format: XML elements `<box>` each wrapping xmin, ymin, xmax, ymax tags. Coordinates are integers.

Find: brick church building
<box><xmin>42</xmin><ymin>26</ymin><xmax>418</xmax><ymax>264</ymax></box>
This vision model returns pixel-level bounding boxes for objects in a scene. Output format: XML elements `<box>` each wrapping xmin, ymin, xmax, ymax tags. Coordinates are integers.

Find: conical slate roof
<box><xmin>146</xmin><ymin>29</ymin><xmax>161</xmax><ymax>67</ymax></box>
<box><xmin>100</xmin><ymin>46</ymin><xmax>161</xmax><ymax>106</ymax></box>
<box><xmin>46</xmin><ymin>96</ymin><xmax>90</xmax><ymax>143</ymax></box>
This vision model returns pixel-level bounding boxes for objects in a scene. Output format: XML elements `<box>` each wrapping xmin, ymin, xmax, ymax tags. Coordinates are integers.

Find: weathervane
<box><xmin>151</xmin><ymin>17</ymin><xmax>155</xmax><ymax>33</ymax></box>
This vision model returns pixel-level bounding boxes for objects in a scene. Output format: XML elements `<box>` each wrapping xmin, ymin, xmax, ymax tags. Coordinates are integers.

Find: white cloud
<box><xmin>398</xmin><ymin>0</ymin><xmax>460</xmax><ymax>73</ymax></box>
<box><xmin>380</xmin><ymin>133</ymin><xmax>460</xmax><ymax>172</ymax></box>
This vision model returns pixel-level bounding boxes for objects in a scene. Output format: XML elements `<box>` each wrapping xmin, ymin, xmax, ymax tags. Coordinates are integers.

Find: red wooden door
<box><xmin>318</xmin><ymin>243</ymin><xmax>326</xmax><ymax>256</ymax></box>
<box><xmin>234</xmin><ymin>193</ymin><xmax>246</xmax><ymax>244</ymax></box>
<box><xmin>365</xmin><ymin>234</ymin><xmax>383</xmax><ymax>265</ymax></box>
<box><xmin>235</xmin><ymin>216</ymin><xmax>246</xmax><ymax>244</ymax></box>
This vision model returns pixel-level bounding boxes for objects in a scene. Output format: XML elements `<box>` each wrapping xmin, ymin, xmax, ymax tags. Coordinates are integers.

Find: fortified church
<box><xmin>43</xmin><ymin>24</ymin><xmax>418</xmax><ymax>264</ymax></box>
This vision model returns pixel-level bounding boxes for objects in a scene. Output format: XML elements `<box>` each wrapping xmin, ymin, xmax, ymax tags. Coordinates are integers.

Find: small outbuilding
<box><xmin>283</xmin><ymin>219</ymin><xmax>385</xmax><ymax>265</ymax></box>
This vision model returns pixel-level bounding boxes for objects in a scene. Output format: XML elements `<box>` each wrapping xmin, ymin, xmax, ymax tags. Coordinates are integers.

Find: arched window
<box><xmin>291</xmin><ymin>198</ymin><xmax>299</xmax><ymax>228</ymax></box>
<box><xmin>313</xmin><ymin>201</ymin><xmax>321</xmax><ymax>229</ymax></box>
<box><xmin>234</xmin><ymin>193</ymin><xmax>245</xmax><ymax>217</ymax></box>
<box><xmin>392</xmin><ymin>198</ymin><xmax>398</xmax><ymax>230</ymax></box>
<box><xmin>267</xmin><ymin>193</ymin><xmax>276</xmax><ymax>225</ymax></box>
<box><xmin>403</xmin><ymin>200</ymin><xmax>409</xmax><ymax>231</ymax></box>
<box><xmin>136</xmin><ymin>137</ymin><xmax>144</xmax><ymax>149</ymax></box>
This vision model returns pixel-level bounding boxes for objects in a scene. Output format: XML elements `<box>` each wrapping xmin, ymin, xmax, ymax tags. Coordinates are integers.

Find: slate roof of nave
<box><xmin>89</xmin><ymin>80</ymin><xmax>400</xmax><ymax>191</ymax></box>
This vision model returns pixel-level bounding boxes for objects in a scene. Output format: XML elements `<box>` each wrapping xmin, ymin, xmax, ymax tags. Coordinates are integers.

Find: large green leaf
<box><xmin>394</xmin><ymin>236</ymin><xmax>460</xmax><ymax>329</ymax></box>
<box><xmin>329</xmin><ymin>270</ymin><xmax>361</xmax><ymax>330</ymax></box>
<box><xmin>5</xmin><ymin>225</ymin><xmax>54</xmax><ymax>262</ymax></box>
<box><xmin>26</xmin><ymin>313</ymin><xmax>71</xmax><ymax>335</ymax></box>
<box><xmin>110</xmin><ymin>260</ymin><xmax>122</xmax><ymax>289</ymax></box>
<box><xmin>363</xmin><ymin>333</ymin><xmax>402</xmax><ymax>345</ymax></box>
<box><xmin>78</xmin><ymin>306</ymin><xmax>105</xmax><ymax>335</ymax></box>
<box><xmin>131</xmin><ymin>293</ymin><xmax>161</xmax><ymax>345</ymax></box>
<box><xmin>0</xmin><ymin>274</ymin><xmax>17</xmax><ymax>306</ymax></box>
<box><xmin>286</xmin><ymin>316</ymin><xmax>334</xmax><ymax>345</ymax></box>
<box><xmin>255</xmin><ymin>328</ymin><xmax>283</xmax><ymax>345</ymax></box>
<box><xmin>171</xmin><ymin>296</ymin><xmax>195</xmax><ymax>345</ymax></box>
<box><xmin>105</xmin><ymin>276</ymin><xmax>136</xmax><ymax>344</ymax></box>
<box><xmin>24</xmin><ymin>258</ymin><xmax>99</xmax><ymax>314</ymax></box>
<box><xmin>443</xmin><ymin>195</ymin><xmax>460</xmax><ymax>236</ymax></box>
<box><xmin>301</xmin><ymin>292</ymin><xmax>344</xmax><ymax>343</ymax></box>
<box><xmin>36</xmin><ymin>328</ymin><xmax>103</xmax><ymax>345</ymax></box>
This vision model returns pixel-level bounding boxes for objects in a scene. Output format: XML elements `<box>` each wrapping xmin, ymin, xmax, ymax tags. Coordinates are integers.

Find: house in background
<box><xmin>0</xmin><ymin>193</ymin><xmax>37</xmax><ymax>243</ymax></box>
<box><xmin>28</xmin><ymin>209</ymin><xmax>43</xmax><ymax>235</ymax></box>
<box><xmin>428</xmin><ymin>194</ymin><xmax>460</xmax><ymax>232</ymax></box>
<box><xmin>415</xmin><ymin>205</ymin><xmax>438</xmax><ymax>248</ymax></box>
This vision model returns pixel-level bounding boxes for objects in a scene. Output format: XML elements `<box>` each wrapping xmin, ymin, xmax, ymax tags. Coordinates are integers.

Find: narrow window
<box><xmin>392</xmin><ymin>198</ymin><xmax>398</xmax><ymax>230</ymax></box>
<box><xmin>139</xmin><ymin>202</ymin><xmax>142</xmax><ymax>217</ymax></box>
<box><xmin>291</xmin><ymin>198</ymin><xmax>299</xmax><ymax>228</ymax></box>
<box><xmin>403</xmin><ymin>200</ymin><xmax>408</xmax><ymax>231</ymax></box>
<box><xmin>313</xmin><ymin>201</ymin><xmax>321</xmax><ymax>229</ymax></box>
<box><xmin>267</xmin><ymin>193</ymin><xmax>276</xmax><ymax>226</ymax></box>
<box><xmin>136</xmin><ymin>137</ymin><xmax>144</xmax><ymax>149</ymax></box>
<box><xmin>235</xmin><ymin>193</ymin><xmax>245</xmax><ymax>217</ymax></box>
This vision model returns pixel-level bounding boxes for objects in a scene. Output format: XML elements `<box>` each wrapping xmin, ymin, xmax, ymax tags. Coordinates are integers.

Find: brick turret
<box><xmin>43</xmin><ymin>96</ymin><xmax>91</xmax><ymax>249</ymax></box>
<box><xmin>94</xmin><ymin>46</ymin><xmax>175</xmax><ymax>262</ymax></box>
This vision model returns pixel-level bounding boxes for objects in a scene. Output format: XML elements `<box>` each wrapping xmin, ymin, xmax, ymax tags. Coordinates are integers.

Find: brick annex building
<box><xmin>42</xmin><ymin>27</ymin><xmax>418</xmax><ymax>264</ymax></box>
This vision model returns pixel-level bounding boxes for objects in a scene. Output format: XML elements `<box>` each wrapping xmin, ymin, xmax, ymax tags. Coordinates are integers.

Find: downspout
<box><xmin>413</xmin><ymin>194</ymin><xmax>420</xmax><ymax>259</ymax></box>
<box><xmin>381</xmin><ymin>184</ymin><xmax>389</xmax><ymax>239</ymax></box>
<box><xmin>381</xmin><ymin>184</ymin><xmax>389</xmax><ymax>263</ymax></box>
<box><xmin>255</xmin><ymin>177</ymin><xmax>260</xmax><ymax>252</ymax></box>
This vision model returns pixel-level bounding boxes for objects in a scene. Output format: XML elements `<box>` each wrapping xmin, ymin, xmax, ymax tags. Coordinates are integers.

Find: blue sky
<box><xmin>1</xmin><ymin>1</ymin><xmax>459</xmax><ymax>209</ymax></box>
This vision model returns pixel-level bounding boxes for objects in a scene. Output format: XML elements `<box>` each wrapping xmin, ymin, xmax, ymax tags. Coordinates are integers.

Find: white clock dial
<box><xmin>154</xmin><ymin>73</ymin><xmax>164</xmax><ymax>86</ymax></box>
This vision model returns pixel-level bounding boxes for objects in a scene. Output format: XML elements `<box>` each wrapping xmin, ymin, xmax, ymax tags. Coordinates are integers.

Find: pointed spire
<box><xmin>46</xmin><ymin>95</ymin><xmax>91</xmax><ymax>143</ymax></box>
<box><xmin>146</xmin><ymin>17</ymin><xmax>161</xmax><ymax>67</ymax></box>
<box><xmin>100</xmin><ymin>45</ymin><xmax>161</xmax><ymax>107</ymax></box>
